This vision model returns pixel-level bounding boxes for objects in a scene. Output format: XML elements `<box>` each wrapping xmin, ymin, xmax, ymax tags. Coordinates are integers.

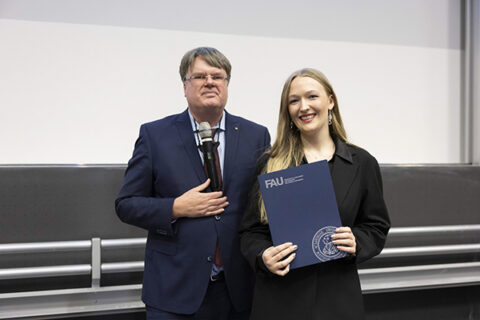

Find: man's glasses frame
<box><xmin>185</xmin><ymin>74</ymin><xmax>230</xmax><ymax>84</ymax></box>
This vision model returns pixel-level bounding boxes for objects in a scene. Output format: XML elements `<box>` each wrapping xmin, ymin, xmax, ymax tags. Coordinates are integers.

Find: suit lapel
<box><xmin>331</xmin><ymin>146</ymin><xmax>358</xmax><ymax>208</ymax></box>
<box><xmin>174</xmin><ymin>110</ymin><xmax>205</xmax><ymax>183</ymax></box>
<box><xmin>223</xmin><ymin>112</ymin><xmax>240</xmax><ymax>191</ymax></box>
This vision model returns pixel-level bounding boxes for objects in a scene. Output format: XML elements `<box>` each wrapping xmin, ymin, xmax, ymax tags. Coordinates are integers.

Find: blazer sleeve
<box><xmin>239</xmin><ymin>154</ymin><xmax>274</xmax><ymax>273</ymax></box>
<box><xmin>115</xmin><ymin>124</ymin><xmax>176</xmax><ymax>236</ymax></box>
<box><xmin>351</xmin><ymin>154</ymin><xmax>391</xmax><ymax>264</ymax></box>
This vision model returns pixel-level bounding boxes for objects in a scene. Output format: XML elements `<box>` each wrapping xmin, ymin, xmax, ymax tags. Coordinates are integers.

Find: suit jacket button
<box><xmin>215</xmin><ymin>215</ymin><xmax>221</xmax><ymax>221</ymax></box>
<box><xmin>207</xmin><ymin>256</ymin><xmax>213</xmax><ymax>262</ymax></box>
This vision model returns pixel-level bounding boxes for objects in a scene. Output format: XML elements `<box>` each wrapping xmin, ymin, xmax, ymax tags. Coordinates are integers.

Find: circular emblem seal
<box><xmin>312</xmin><ymin>226</ymin><xmax>344</xmax><ymax>262</ymax></box>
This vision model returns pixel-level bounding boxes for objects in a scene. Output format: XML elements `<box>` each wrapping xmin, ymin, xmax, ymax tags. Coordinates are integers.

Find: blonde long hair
<box><xmin>258</xmin><ymin>68</ymin><xmax>348</xmax><ymax>224</ymax></box>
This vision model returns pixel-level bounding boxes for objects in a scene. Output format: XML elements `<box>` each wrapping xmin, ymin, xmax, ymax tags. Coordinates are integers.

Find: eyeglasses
<box><xmin>185</xmin><ymin>74</ymin><xmax>229</xmax><ymax>84</ymax></box>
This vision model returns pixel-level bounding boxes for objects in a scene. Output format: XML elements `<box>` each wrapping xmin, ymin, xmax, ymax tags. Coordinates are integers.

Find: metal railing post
<box><xmin>91</xmin><ymin>238</ymin><xmax>101</xmax><ymax>288</ymax></box>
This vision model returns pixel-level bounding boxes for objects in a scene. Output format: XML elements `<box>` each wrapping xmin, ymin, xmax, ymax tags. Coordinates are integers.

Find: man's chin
<box><xmin>198</xmin><ymin>104</ymin><xmax>224</xmax><ymax>111</ymax></box>
<box><xmin>189</xmin><ymin>104</ymin><xmax>224</xmax><ymax>121</ymax></box>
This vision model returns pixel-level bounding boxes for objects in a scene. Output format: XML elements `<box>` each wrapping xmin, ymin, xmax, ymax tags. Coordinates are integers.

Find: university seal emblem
<box><xmin>312</xmin><ymin>226</ymin><xmax>344</xmax><ymax>262</ymax></box>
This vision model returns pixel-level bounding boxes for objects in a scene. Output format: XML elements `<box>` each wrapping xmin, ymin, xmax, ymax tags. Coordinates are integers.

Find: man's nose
<box><xmin>205</xmin><ymin>75</ymin><xmax>215</xmax><ymax>86</ymax></box>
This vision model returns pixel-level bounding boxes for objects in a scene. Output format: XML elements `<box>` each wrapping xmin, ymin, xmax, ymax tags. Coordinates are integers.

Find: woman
<box><xmin>239</xmin><ymin>68</ymin><xmax>390</xmax><ymax>320</ymax></box>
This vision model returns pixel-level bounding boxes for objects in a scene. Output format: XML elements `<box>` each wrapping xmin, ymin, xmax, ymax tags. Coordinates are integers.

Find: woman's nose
<box><xmin>299</xmin><ymin>98</ymin><xmax>309</xmax><ymax>110</ymax></box>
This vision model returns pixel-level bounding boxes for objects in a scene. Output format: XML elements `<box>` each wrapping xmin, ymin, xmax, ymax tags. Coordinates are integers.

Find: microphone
<box><xmin>198</xmin><ymin>122</ymin><xmax>221</xmax><ymax>192</ymax></box>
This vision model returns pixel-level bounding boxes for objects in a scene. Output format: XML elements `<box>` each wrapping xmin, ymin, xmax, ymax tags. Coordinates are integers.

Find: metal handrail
<box><xmin>101</xmin><ymin>238</ymin><xmax>146</xmax><ymax>248</ymax></box>
<box><xmin>0</xmin><ymin>262</ymin><xmax>145</xmax><ymax>280</ymax></box>
<box><xmin>102</xmin><ymin>261</ymin><xmax>144</xmax><ymax>273</ymax></box>
<box><xmin>388</xmin><ymin>224</ymin><xmax>480</xmax><ymax>235</ymax></box>
<box><xmin>359</xmin><ymin>261</ymin><xmax>480</xmax><ymax>294</ymax></box>
<box><xmin>0</xmin><ymin>238</ymin><xmax>146</xmax><ymax>255</ymax></box>
<box><xmin>1</xmin><ymin>224</ymin><xmax>478</xmax><ymax>255</ymax></box>
<box><xmin>378</xmin><ymin>243</ymin><xmax>480</xmax><ymax>258</ymax></box>
<box><xmin>0</xmin><ymin>225</ymin><xmax>479</xmax><ymax>281</ymax></box>
<box><xmin>3</xmin><ymin>239</ymin><xmax>479</xmax><ymax>279</ymax></box>
<box><xmin>359</xmin><ymin>261</ymin><xmax>480</xmax><ymax>275</ymax></box>
<box><xmin>0</xmin><ymin>240</ymin><xmax>91</xmax><ymax>254</ymax></box>
<box><xmin>1</xmin><ymin>244</ymin><xmax>479</xmax><ymax>280</ymax></box>
<box><xmin>0</xmin><ymin>265</ymin><xmax>91</xmax><ymax>280</ymax></box>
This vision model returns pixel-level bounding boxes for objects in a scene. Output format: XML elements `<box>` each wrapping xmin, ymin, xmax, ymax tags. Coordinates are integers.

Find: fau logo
<box><xmin>265</xmin><ymin>177</ymin><xmax>284</xmax><ymax>189</ymax></box>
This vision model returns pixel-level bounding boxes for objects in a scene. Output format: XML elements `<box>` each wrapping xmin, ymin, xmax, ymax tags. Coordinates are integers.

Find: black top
<box><xmin>304</xmin><ymin>136</ymin><xmax>352</xmax><ymax>171</ymax></box>
<box><xmin>239</xmin><ymin>138</ymin><xmax>390</xmax><ymax>320</ymax></box>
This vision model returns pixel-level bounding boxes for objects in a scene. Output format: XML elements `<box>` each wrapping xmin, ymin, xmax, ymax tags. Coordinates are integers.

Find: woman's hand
<box><xmin>262</xmin><ymin>242</ymin><xmax>297</xmax><ymax>276</ymax></box>
<box><xmin>331</xmin><ymin>226</ymin><xmax>356</xmax><ymax>254</ymax></box>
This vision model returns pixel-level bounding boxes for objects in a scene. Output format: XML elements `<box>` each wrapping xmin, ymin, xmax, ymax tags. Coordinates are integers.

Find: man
<box><xmin>115</xmin><ymin>47</ymin><xmax>270</xmax><ymax>319</ymax></box>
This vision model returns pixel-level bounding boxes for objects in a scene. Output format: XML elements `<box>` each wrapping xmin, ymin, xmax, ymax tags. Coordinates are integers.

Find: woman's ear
<box><xmin>328</xmin><ymin>95</ymin><xmax>335</xmax><ymax>110</ymax></box>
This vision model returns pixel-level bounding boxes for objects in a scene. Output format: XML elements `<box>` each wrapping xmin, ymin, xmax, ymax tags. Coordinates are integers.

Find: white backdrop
<box><xmin>0</xmin><ymin>0</ymin><xmax>463</xmax><ymax>164</ymax></box>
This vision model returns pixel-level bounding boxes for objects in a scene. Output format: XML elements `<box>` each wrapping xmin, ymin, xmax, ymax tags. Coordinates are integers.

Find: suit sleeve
<box><xmin>115</xmin><ymin>125</ymin><xmax>176</xmax><ymax>236</ymax></box>
<box><xmin>263</xmin><ymin>128</ymin><xmax>271</xmax><ymax>153</ymax></box>
<box><xmin>352</xmin><ymin>155</ymin><xmax>391</xmax><ymax>264</ymax></box>
<box><xmin>239</xmin><ymin>154</ymin><xmax>274</xmax><ymax>273</ymax></box>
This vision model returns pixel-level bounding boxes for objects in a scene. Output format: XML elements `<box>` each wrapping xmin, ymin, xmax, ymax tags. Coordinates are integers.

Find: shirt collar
<box><xmin>187</xmin><ymin>109</ymin><xmax>226</xmax><ymax>132</ymax></box>
<box><xmin>333</xmin><ymin>137</ymin><xmax>353</xmax><ymax>164</ymax></box>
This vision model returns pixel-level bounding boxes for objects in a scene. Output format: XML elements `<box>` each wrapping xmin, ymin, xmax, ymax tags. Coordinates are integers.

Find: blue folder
<box><xmin>258</xmin><ymin>160</ymin><xmax>348</xmax><ymax>269</ymax></box>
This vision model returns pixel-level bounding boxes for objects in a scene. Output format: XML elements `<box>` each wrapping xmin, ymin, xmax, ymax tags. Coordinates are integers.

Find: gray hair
<box><xmin>179</xmin><ymin>47</ymin><xmax>231</xmax><ymax>82</ymax></box>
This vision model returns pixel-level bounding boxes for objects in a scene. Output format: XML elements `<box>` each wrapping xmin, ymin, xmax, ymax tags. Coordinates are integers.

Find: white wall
<box><xmin>0</xmin><ymin>0</ymin><xmax>463</xmax><ymax>164</ymax></box>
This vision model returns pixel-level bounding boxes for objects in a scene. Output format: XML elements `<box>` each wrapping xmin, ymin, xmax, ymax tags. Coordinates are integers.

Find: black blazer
<box><xmin>239</xmin><ymin>139</ymin><xmax>390</xmax><ymax>320</ymax></box>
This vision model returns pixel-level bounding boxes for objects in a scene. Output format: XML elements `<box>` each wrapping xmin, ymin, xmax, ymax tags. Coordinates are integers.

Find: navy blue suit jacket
<box><xmin>115</xmin><ymin>109</ymin><xmax>270</xmax><ymax>314</ymax></box>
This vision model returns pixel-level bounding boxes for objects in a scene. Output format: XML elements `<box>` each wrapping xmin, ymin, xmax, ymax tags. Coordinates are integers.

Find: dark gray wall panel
<box><xmin>1</xmin><ymin>165</ymin><xmax>479</xmax><ymax>243</ymax></box>
<box><xmin>381</xmin><ymin>165</ymin><xmax>480</xmax><ymax>227</ymax></box>
<box><xmin>0</xmin><ymin>165</ymin><xmax>145</xmax><ymax>243</ymax></box>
